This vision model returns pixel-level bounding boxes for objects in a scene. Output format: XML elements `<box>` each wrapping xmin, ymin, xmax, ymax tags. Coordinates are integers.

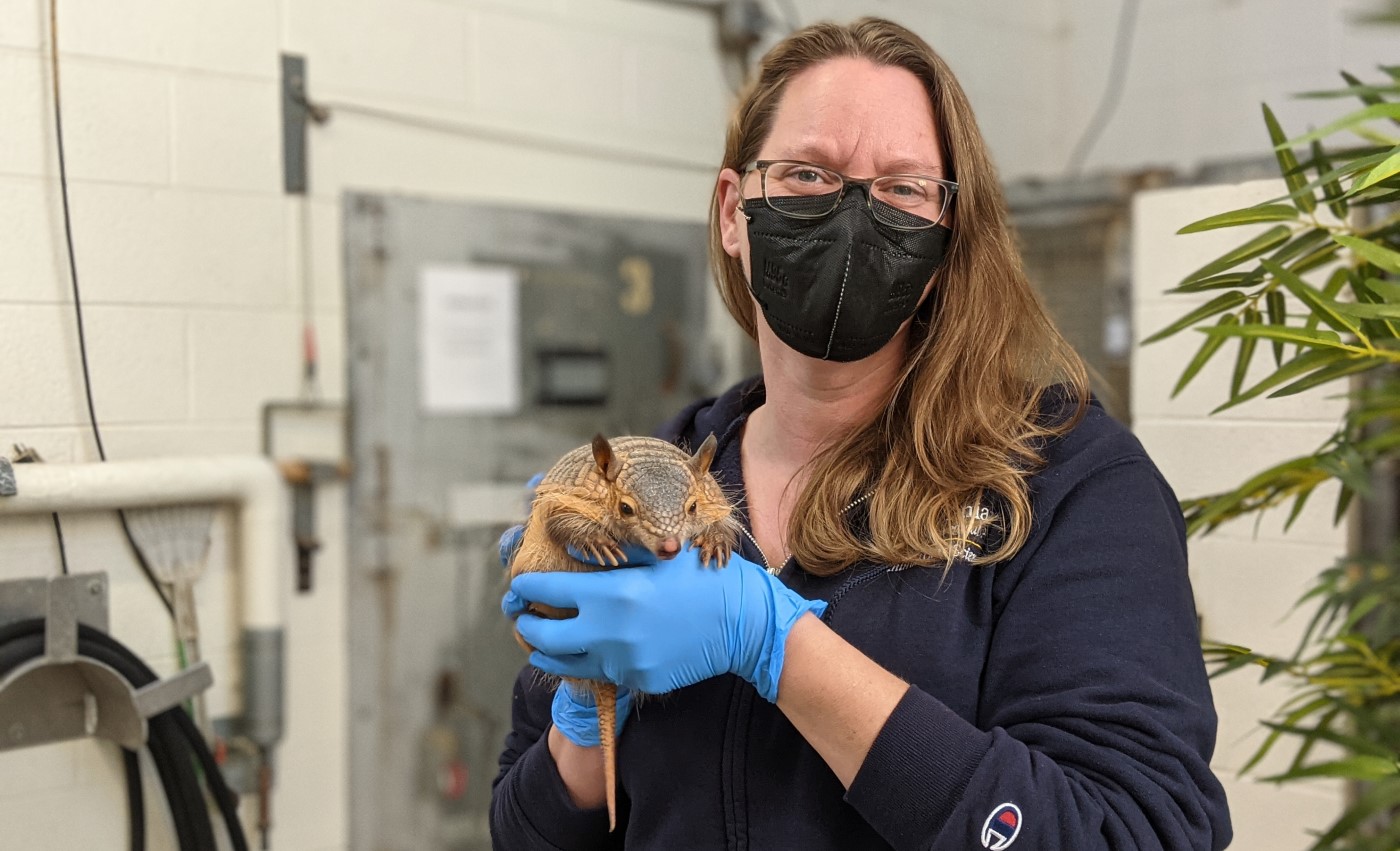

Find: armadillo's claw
<box><xmin>601</xmin><ymin>543</ymin><xmax>627</xmax><ymax>566</ymax></box>
<box><xmin>699</xmin><ymin>542</ymin><xmax>732</xmax><ymax>569</ymax></box>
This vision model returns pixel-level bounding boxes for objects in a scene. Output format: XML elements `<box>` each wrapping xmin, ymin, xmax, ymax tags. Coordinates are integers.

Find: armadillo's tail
<box><xmin>595</xmin><ymin>681</ymin><xmax>618</xmax><ymax>831</ymax></box>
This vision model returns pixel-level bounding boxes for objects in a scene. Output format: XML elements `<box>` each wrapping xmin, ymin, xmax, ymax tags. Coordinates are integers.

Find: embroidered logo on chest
<box><xmin>980</xmin><ymin>802</ymin><xmax>1022</xmax><ymax>850</ymax></box>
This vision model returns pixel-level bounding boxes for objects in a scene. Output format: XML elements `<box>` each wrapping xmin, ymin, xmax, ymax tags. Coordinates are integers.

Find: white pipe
<box><xmin>0</xmin><ymin>456</ymin><xmax>288</xmax><ymax>630</ymax></box>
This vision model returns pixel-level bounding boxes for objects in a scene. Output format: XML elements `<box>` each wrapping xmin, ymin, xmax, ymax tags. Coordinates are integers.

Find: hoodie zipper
<box><xmin>742</xmin><ymin>492</ymin><xmax>873</xmax><ymax>576</ymax></box>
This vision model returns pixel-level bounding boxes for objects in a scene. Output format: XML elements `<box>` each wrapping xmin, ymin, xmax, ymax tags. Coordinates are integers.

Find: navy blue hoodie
<box><xmin>491</xmin><ymin>378</ymin><xmax>1232</xmax><ymax>850</ymax></box>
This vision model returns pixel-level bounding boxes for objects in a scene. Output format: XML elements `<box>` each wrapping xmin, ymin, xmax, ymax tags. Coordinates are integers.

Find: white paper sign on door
<box><xmin>418</xmin><ymin>264</ymin><xmax>521</xmax><ymax>414</ymax></box>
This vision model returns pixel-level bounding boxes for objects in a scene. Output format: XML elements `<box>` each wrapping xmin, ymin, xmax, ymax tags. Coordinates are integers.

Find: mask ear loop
<box><xmin>913</xmin><ymin>266</ymin><xmax>947</xmax><ymax>330</ymax></box>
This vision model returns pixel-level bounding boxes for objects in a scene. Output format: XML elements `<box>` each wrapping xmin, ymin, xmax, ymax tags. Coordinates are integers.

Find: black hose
<box><xmin>122</xmin><ymin>749</ymin><xmax>145</xmax><ymax>851</ymax></box>
<box><xmin>0</xmin><ymin>618</ymin><xmax>248</xmax><ymax>851</ymax></box>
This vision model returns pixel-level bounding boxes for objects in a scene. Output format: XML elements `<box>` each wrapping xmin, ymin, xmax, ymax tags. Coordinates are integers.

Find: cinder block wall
<box><xmin>1132</xmin><ymin>180</ymin><xmax>1349</xmax><ymax>849</ymax></box>
<box><xmin>0</xmin><ymin>0</ymin><xmax>1391</xmax><ymax>847</ymax></box>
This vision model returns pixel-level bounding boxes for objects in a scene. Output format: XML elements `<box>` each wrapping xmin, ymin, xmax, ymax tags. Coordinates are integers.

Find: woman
<box><xmin>492</xmin><ymin>17</ymin><xmax>1232</xmax><ymax>851</ymax></box>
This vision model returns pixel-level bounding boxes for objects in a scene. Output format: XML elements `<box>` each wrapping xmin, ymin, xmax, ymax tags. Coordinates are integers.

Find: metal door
<box><xmin>344</xmin><ymin>193</ymin><xmax>724</xmax><ymax>850</ymax></box>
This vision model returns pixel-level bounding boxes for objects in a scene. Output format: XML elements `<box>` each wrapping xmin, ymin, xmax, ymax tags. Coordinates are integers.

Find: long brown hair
<box><xmin>708</xmin><ymin>18</ymin><xmax>1089</xmax><ymax>574</ymax></box>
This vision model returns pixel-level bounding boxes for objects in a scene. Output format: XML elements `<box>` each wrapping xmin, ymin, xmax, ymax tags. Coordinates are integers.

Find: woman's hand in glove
<box><xmin>550</xmin><ymin>680</ymin><xmax>634</xmax><ymax>748</ymax></box>
<box><xmin>502</xmin><ymin>546</ymin><xmax>827</xmax><ymax>702</ymax></box>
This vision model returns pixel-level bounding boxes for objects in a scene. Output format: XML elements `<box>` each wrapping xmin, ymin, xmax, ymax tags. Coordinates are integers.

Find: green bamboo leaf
<box><xmin>1287</xmin><ymin>240</ymin><xmax>1342</xmax><ymax>278</ymax></box>
<box><xmin>1270</xmin><ymin>355</ymin><xmax>1385</xmax><ymax>398</ymax></box>
<box><xmin>1350</xmin><ymin>123</ymin><xmax>1400</xmax><ymax>147</ymax></box>
<box><xmin>1295</xmin><ymin>80</ymin><xmax>1400</xmax><ymax>101</ymax></box>
<box><xmin>1316</xmin><ymin>445</ymin><xmax>1371</xmax><ymax>496</ymax></box>
<box><xmin>1283</xmin><ymin>706</ymin><xmax>1344</xmax><ymax>775</ymax></box>
<box><xmin>1213</xmin><ymin>347</ymin><xmax>1349</xmax><ymax>413</ymax></box>
<box><xmin>1353</xmin><ymin>186</ymin><xmax>1400</xmax><ymax>206</ymax></box>
<box><xmin>1239</xmin><ymin>694</ymin><xmax>1335</xmax><ymax>775</ymax></box>
<box><xmin>1310</xmin><ymin>776</ymin><xmax>1400</xmax><ymax>846</ymax></box>
<box><xmin>1302</xmin><ymin>267</ymin><xmax>1352</xmax><ymax>338</ymax></box>
<box><xmin>1334</xmin><ymin>233</ymin><xmax>1400</xmax><ymax>273</ymax></box>
<box><xmin>1200</xmin><ymin>324</ymin><xmax>1345</xmax><ymax>348</ymax></box>
<box><xmin>1333</xmin><ymin>301</ymin><xmax>1400</xmax><ymax>319</ymax></box>
<box><xmin>1143</xmin><ymin>291</ymin><xmax>1248</xmax><ymax>344</ymax></box>
<box><xmin>1309</xmin><ymin>140</ymin><xmax>1349</xmax><ymax>220</ymax></box>
<box><xmin>1283</xmin><ymin>484</ymin><xmax>1314</xmax><ymax>530</ymax></box>
<box><xmin>1264</xmin><ymin>104</ymin><xmax>1317</xmax><ymax>213</ymax></box>
<box><xmin>1335</xmin><ymin>483</ymin><xmax>1355</xmax><ymax>523</ymax></box>
<box><xmin>1177</xmin><ymin>204</ymin><xmax>1300</xmax><ymax>234</ymax></box>
<box><xmin>1261</xmin><ymin>755</ymin><xmax>1400</xmax><ymax>783</ymax></box>
<box><xmin>1180</xmin><ymin>225</ymin><xmax>1294</xmax><ymax>284</ymax></box>
<box><xmin>1206</xmin><ymin>648</ymin><xmax>1273</xmax><ymax>678</ymax></box>
<box><xmin>1266</xmin><ymin>289</ymin><xmax>1288</xmax><ymax>365</ymax></box>
<box><xmin>1170</xmin><ymin>273</ymin><xmax>1252</xmax><ymax>294</ymax></box>
<box><xmin>1362</xmin><ymin>277</ymin><xmax>1400</xmax><ymax>301</ymax></box>
<box><xmin>1347</xmin><ymin>147</ymin><xmax>1400</xmax><ymax>195</ymax></box>
<box><xmin>1231</xmin><ymin>309</ymin><xmax>1260</xmax><ymax>396</ymax></box>
<box><xmin>1342</xmin><ymin>70</ymin><xmax>1400</xmax><ymax>105</ymax></box>
<box><xmin>1173</xmin><ymin>314</ymin><xmax>1237</xmax><ymax>397</ymax></box>
<box><xmin>1336</xmin><ymin>592</ymin><xmax>1384</xmax><ymax>634</ymax></box>
<box><xmin>1271</xmin><ymin>228</ymin><xmax>1331</xmax><ymax>266</ymax></box>
<box><xmin>1263</xmin><ymin>258</ymin><xmax>1365</xmax><ymax>340</ymax></box>
<box><xmin>1283</xmin><ymin>103</ymin><xmax>1400</xmax><ymax>146</ymax></box>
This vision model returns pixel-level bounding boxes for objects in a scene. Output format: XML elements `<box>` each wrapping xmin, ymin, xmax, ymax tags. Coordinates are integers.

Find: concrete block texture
<box><xmin>53</xmin><ymin>0</ymin><xmax>278</xmax><ymax>78</ymax></box>
<box><xmin>57</xmin><ymin>58</ymin><xmax>171</xmax><ymax>185</ymax></box>
<box><xmin>65</xmin><ymin>182</ymin><xmax>287</xmax><ymax>307</ymax></box>
<box><xmin>172</xmin><ymin>74</ymin><xmax>280</xmax><ymax>194</ymax></box>
<box><xmin>1135</xmin><ymin>420</ymin><xmax>1347</xmax><ymax>549</ymax></box>
<box><xmin>81</xmin><ymin>305</ymin><xmax>188</xmax><ymax>424</ymax></box>
<box><xmin>0</xmin><ymin>176</ymin><xmax>67</xmax><ymax>303</ymax></box>
<box><xmin>0</xmin><ymin>48</ymin><xmax>50</xmax><ymax>177</ymax></box>
<box><xmin>1219</xmin><ymin>775</ymin><xmax>1347</xmax><ymax>851</ymax></box>
<box><xmin>0</xmin><ymin>0</ymin><xmax>43</xmax><ymax>50</ymax></box>
<box><xmin>282</xmin><ymin>0</ymin><xmax>471</xmax><ymax>106</ymax></box>
<box><xmin>0</xmin><ymin>303</ymin><xmax>88</xmax><ymax>427</ymax></box>
<box><xmin>187</xmin><ymin>309</ymin><xmax>301</xmax><ymax>421</ymax></box>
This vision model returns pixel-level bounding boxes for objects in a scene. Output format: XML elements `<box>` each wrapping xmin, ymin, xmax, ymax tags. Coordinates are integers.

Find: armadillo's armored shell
<box><xmin>539</xmin><ymin>436</ymin><xmax>694</xmax><ymax>492</ymax></box>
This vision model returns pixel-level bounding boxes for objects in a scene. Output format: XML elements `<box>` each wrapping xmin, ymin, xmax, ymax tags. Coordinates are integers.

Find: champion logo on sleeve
<box><xmin>980</xmin><ymin>802</ymin><xmax>1022</xmax><ymax>850</ymax></box>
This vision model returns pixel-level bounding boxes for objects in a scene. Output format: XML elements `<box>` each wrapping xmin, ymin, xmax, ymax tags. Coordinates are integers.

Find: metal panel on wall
<box><xmin>344</xmin><ymin>193</ymin><xmax>723</xmax><ymax>850</ymax></box>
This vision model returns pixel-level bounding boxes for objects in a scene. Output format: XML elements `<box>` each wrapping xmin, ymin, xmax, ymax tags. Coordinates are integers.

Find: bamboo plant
<box><xmin>1145</xmin><ymin>65</ymin><xmax>1400</xmax><ymax>849</ymax></box>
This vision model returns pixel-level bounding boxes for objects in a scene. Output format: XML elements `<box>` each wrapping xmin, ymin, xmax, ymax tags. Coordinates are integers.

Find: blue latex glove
<box><xmin>502</xmin><ymin>546</ymin><xmax>827</xmax><ymax>702</ymax></box>
<box><xmin>551</xmin><ymin>680</ymin><xmax>635</xmax><ymax>748</ymax></box>
<box><xmin>500</xmin><ymin>472</ymin><xmax>638</xmax><ymax>745</ymax></box>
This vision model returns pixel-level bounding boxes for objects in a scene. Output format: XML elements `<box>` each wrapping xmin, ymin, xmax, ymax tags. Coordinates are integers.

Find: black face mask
<box><xmin>744</xmin><ymin>190</ymin><xmax>952</xmax><ymax>362</ymax></box>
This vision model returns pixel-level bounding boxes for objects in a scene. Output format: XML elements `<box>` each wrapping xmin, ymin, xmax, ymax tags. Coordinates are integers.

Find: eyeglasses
<box><xmin>740</xmin><ymin>159</ymin><xmax>957</xmax><ymax>231</ymax></box>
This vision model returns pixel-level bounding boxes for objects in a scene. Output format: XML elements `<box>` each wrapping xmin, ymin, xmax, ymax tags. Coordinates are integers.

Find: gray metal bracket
<box><xmin>0</xmin><ymin>573</ymin><xmax>213</xmax><ymax>751</ymax></box>
<box><xmin>282</xmin><ymin>54</ymin><xmax>309</xmax><ymax>194</ymax></box>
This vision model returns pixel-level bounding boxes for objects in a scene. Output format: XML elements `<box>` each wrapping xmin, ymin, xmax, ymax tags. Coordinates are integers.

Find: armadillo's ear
<box><xmin>592</xmin><ymin>434</ymin><xmax>621</xmax><ymax>482</ymax></box>
<box><xmin>689</xmin><ymin>433</ymin><xmax>718</xmax><ymax>476</ymax></box>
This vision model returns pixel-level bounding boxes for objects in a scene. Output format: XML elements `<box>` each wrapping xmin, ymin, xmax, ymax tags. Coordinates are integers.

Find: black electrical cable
<box><xmin>1064</xmin><ymin>0</ymin><xmax>1141</xmax><ymax>176</ymax></box>
<box><xmin>45</xmin><ymin>0</ymin><xmax>174</xmax><ymax>617</ymax></box>
<box><xmin>0</xmin><ymin>619</ymin><xmax>249</xmax><ymax>851</ymax></box>
<box><xmin>122</xmin><ymin>749</ymin><xmax>146</xmax><ymax>851</ymax></box>
<box><xmin>52</xmin><ymin>514</ymin><xmax>70</xmax><ymax>575</ymax></box>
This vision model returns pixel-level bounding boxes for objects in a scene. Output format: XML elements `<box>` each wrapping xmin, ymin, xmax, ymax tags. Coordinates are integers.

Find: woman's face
<box><xmin>717</xmin><ymin>56</ymin><xmax>948</xmax><ymax>288</ymax></box>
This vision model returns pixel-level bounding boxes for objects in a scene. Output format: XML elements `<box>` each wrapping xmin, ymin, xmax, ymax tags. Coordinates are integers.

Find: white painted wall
<box><xmin>1133</xmin><ymin>180</ymin><xmax>1351</xmax><ymax>849</ymax></box>
<box><xmin>0</xmin><ymin>0</ymin><xmax>1391</xmax><ymax>847</ymax></box>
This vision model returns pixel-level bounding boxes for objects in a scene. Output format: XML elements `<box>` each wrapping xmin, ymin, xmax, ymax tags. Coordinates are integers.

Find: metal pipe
<box><xmin>0</xmin><ymin>455</ymin><xmax>287</xmax><ymax>630</ymax></box>
<box><xmin>0</xmin><ymin>455</ymin><xmax>289</xmax><ymax>760</ymax></box>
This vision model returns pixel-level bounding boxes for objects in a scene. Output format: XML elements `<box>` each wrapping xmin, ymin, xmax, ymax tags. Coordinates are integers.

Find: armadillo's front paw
<box><xmin>693</xmin><ymin>531</ymin><xmax>733</xmax><ymax>569</ymax></box>
<box><xmin>579</xmin><ymin>538</ymin><xmax>628</xmax><ymax>567</ymax></box>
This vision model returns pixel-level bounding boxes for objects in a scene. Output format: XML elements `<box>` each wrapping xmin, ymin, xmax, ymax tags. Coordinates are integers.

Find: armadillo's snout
<box><xmin>657</xmin><ymin>538</ymin><xmax>681</xmax><ymax>559</ymax></box>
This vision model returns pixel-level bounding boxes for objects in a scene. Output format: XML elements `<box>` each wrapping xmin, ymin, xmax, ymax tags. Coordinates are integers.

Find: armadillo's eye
<box><xmin>686</xmin><ymin>500</ymin><xmax>697</xmax><ymax>516</ymax></box>
<box><xmin>619</xmin><ymin>501</ymin><xmax>635</xmax><ymax>516</ymax></box>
